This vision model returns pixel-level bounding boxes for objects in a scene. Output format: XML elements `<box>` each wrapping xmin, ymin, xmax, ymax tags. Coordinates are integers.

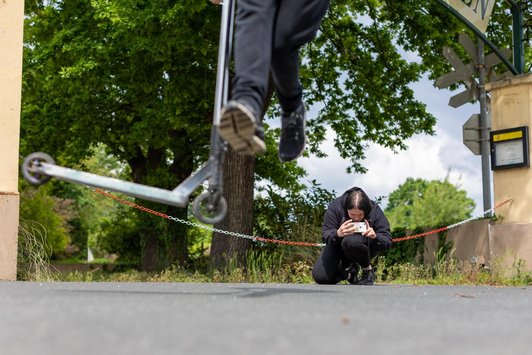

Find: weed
<box><xmin>17</xmin><ymin>220</ymin><xmax>57</xmax><ymax>281</ymax></box>
<box><xmin>18</xmin><ymin>242</ymin><xmax>532</xmax><ymax>286</ymax></box>
<box><xmin>378</xmin><ymin>255</ymin><xmax>532</xmax><ymax>286</ymax></box>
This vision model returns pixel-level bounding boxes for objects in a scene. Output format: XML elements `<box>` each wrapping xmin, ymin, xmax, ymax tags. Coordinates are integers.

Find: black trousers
<box><xmin>232</xmin><ymin>0</ymin><xmax>330</xmax><ymax>115</ymax></box>
<box><xmin>312</xmin><ymin>235</ymin><xmax>380</xmax><ymax>285</ymax></box>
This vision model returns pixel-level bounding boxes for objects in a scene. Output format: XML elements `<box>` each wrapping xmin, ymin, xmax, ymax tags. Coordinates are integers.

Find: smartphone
<box><xmin>352</xmin><ymin>221</ymin><xmax>367</xmax><ymax>233</ymax></box>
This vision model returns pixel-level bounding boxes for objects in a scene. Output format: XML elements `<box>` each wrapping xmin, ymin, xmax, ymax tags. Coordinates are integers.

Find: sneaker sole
<box><xmin>278</xmin><ymin>139</ymin><xmax>305</xmax><ymax>162</ymax></box>
<box><xmin>219</xmin><ymin>103</ymin><xmax>266</xmax><ymax>156</ymax></box>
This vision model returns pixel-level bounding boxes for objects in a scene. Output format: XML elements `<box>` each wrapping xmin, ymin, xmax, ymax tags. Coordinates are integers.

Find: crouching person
<box><xmin>312</xmin><ymin>187</ymin><xmax>392</xmax><ymax>285</ymax></box>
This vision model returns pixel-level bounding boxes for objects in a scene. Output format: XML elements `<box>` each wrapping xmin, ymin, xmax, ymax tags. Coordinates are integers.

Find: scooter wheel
<box><xmin>22</xmin><ymin>152</ymin><xmax>55</xmax><ymax>185</ymax></box>
<box><xmin>192</xmin><ymin>191</ymin><xmax>228</xmax><ymax>225</ymax></box>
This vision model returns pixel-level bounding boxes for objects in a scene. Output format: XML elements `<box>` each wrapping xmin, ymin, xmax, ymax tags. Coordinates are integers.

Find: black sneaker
<box><xmin>358</xmin><ymin>268</ymin><xmax>376</xmax><ymax>285</ymax></box>
<box><xmin>345</xmin><ymin>263</ymin><xmax>360</xmax><ymax>285</ymax></box>
<box><xmin>278</xmin><ymin>103</ymin><xmax>306</xmax><ymax>162</ymax></box>
<box><xmin>219</xmin><ymin>100</ymin><xmax>266</xmax><ymax>156</ymax></box>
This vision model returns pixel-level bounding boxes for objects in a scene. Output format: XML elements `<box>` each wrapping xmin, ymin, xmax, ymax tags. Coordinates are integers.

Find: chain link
<box><xmin>93</xmin><ymin>188</ymin><xmax>512</xmax><ymax>247</ymax></box>
<box><xmin>391</xmin><ymin>199</ymin><xmax>513</xmax><ymax>242</ymax></box>
<box><xmin>93</xmin><ymin>188</ymin><xmax>325</xmax><ymax>247</ymax></box>
<box><xmin>167</xmin><ymin>216</ymin><xmax>258</xmax><ymax>242</ymax></box>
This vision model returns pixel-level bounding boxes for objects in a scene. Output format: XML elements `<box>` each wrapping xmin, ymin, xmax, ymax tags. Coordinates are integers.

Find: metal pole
<box><xmin>477</xmin><ymin>40</ymin><xmax>492</xmax><ymax>214</ymax></box>
<box><xmin>213</xmin><ymin>0</ymin><xmax>234</xmax><ymax>127</ymax></box>
<box><xmin>511</xmin><ymin>1</ymin><xmax>525</xmax><ymax>73</ymax></box>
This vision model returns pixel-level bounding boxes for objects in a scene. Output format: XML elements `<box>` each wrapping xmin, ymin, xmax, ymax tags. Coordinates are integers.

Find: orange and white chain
<box><xmin>391</xmin><ymin>199</ymin><xmax>513</xmax><ymax>242</ymax></box>
<box><xmin>93</xmin><ymin>188</ymin><xmax>512</xmax><ymax>247</ymax></box>
<box><xmin>93</xmin><ymin>188</ymin><xmax>325</xmax><ymax>247</ymax></box>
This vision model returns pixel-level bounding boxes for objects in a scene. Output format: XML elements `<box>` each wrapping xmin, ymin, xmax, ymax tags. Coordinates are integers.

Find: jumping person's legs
<box><xmin>219</xmin><ymin>0</ymin><xmax>277</xmax><ymax>155</ymax></box>
<box><xmin>220</xmin><ymin>0</ymin><xmax>330</xmax><ymax>159</ymax></box>
<box><xmin>271</xmin><ymin>0</ymin><xmax>330</xmax><ymax>161</ymax></box>
<box><xmin>271</xmin><ymin>0</ymin><xmax>330</xmax><ymax>111</ymax></box>
<box><xmin>231</xmin><ymin>0</ymin><xmax>277</xmax><ymax>115</ymax></box>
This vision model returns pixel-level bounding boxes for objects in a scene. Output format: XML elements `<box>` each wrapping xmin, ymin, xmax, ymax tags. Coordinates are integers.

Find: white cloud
<box><xmin>299</xmin><ymin>77</ymin><xmax>490</xmax><ymax>216</ymax></box>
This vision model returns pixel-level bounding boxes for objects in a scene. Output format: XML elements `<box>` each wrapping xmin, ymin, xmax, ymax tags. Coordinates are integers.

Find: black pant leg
<box><xmin>231</xmin><ymin>0</ymin><xmax>277</xmax><ymax>115</ymax></box>
<box><xmin>312</xmin><ymin>243</ymin><xmax>347</xmax><ymax>284</ymax></box>
<box><xmin>341</xmin><ymin>234</ymin><xmax>375</xmax><ymax>268</ymax></box>
<box><xmin>270</xmin><ymin>0</ymin><xmax>330</xmax><ymax>111</ymax></box>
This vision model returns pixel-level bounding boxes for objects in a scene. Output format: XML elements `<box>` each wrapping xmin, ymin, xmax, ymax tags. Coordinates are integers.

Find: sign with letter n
<box><xmin>444</xmin><ymin>0</ymin><xmax>496</xmax><ymax>33</ymax></box>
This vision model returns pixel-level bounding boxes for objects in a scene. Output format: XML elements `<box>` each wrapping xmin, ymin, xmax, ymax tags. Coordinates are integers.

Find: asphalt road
<box><xmin>1</xmin><ymin>282</ymin><xmax>531</xmax><ymax>355</ymax></box>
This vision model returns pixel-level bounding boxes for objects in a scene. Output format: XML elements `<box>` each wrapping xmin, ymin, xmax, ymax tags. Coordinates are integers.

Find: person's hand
<box><xmin>362</xmin><ymin>219</ymin><xmax>376</xmax><ymax>239</ymax></box>
<box><xmin>210</xmin><ymin>0</ymin><xmax>223</xmax><ymax>4</ymax></box>
<box><xmin>337</xmin><ymin>219</ymin><xmax>356</xmax><ymax>238</ymax></box>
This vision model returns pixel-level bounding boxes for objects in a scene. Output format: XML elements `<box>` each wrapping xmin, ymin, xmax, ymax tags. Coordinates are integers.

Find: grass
<box><xmin>17</xmin><ymin>220</ymin><xmax>57</xmax><ymax>282</ymax></box>
<box><xmin>32</xmin><ymin>254</ymin><xmax>531</xmax><ymax>286</ymax></box>
<box><xmin>56</xmin><ymin>255</ymin><xmax>316</xmax><ymax>284</ymax></box>
<box><xmin>16</xmin><ymin>223</ymin><xmax>532</xmax><ymax>286</ymax></box>
<box><xmin>376</xmin><ymin>256</ymin><xmax>532</xmax><ymax>286</ymax></box>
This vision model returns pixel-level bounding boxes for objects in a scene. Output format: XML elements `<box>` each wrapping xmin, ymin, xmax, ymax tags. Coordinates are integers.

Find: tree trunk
<box><xmin>210</xmin><ymin>80</ymin><xmax>274</xmax><ymax>270</ymax></box>
<box><xmin>129</xmin><ymin>138</ymin><xmax>194</xmax><ymax>272</ymax></box>
<box><xmin>139</xmin><ymin>213</ymin><xmax>159</xmax><ymax>272</ymax></box>
<box><xmin>210</xmin><ymin>148</ymin><xmax>255</xmax><ymax>269</ymax></box>
<box><xmin>137</xmin><ymin>204</ymin><xmax>189</xmax><ymax>272</ymax></box>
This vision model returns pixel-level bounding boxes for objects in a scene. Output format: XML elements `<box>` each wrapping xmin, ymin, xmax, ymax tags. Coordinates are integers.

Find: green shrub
<box><xmin>19</xmin><ymin>184</ymin><xmax>71</xmax><ymax>257</ymax></box>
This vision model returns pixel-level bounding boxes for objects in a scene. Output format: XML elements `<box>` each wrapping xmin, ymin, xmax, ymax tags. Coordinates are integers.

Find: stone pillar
<box><xmin>0</xmin><ymin>0</ymin><xmax>25</xmax><ymax>280</ymax></box>
<box><xmin>486</xmin><ymin>74</ymin><xmax>532</xmax><ymax>272</ymax></box>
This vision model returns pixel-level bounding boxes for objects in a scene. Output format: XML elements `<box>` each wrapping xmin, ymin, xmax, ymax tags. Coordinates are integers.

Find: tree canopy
<box><xmin>385</xmin><ymin>176</ymin><xmax>476</xmax><ymax>230</ymax></box>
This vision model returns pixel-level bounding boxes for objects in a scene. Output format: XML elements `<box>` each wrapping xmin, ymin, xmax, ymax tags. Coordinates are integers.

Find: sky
<box><xmin>298</xmin><ymin>76</ymin><xmax>489</xmax><ymax>216</ymax></box>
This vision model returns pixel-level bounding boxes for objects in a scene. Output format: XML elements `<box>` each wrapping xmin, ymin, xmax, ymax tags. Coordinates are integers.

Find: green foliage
<box><xmin>378</xmin><ymin>256</ymin><xmax>532</xmax><ymax>286</ymax></box>
<box><xmin>303</xmin><ymin>0</ymin><xmax>439</xmax><ymax>172</ymax></box>
<box><xmin>383</xmin><ymin>227</ymin><xmax>425</xmax><ymax>265</ymax></box>
<box><xmin>253</xmin><ymin>180</ymin><xmax>336</xmax><ymax>264</ymax></box>
<box><xmin>385</xmin><ymin>176</ymin><xmax>475</xmax><ymax>230</ymax></box>
<box><xmin>255</xmin><ymin>124</ymin><xmax>308</xmax><ymax>192</ymax></box>
<box><xmin>384</xmin><ymin>176</ymin><xmax>474</xmax><ymax>268</ymax></box>
<box><xmin>71</xmin><ymin>145</ymin><xmax>135</xmax><ymax>260</ymax></box>
<box><xmin>93</xmin><ymin>204</ymin><xmax>141</xmax><ymax>264</ymax></box>
<box><xmin>386</xmin><ymin>178</ymin><xmax>429</xmax><ymax>212</ymax></box>
<box><xmin>19</xmin><ymin>183</ymin><xmax>73</xmax><ymax>257</ymax></box>
<box><xmin>22</xmin><ymin>0</ymin><xmax>219</xmax><ymax>164</ymax></box>
<box><xmin>186</xmin><ymin>220</ymin><xmax>213</xmax><ymax>266</ymax></box>
<box><xmin>22</xmin><ymin>0</ymin><xmax>222</xmax><ymax>268</ymax></box>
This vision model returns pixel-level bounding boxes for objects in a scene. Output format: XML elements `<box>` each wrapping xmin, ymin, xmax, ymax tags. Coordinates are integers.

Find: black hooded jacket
<box><xmin>322</xmin><ymin>187</ymin><xmax>392</xmax><ymax>251</ymax></box>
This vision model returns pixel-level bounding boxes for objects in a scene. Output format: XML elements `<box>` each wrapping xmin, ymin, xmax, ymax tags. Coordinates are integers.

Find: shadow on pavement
<box><xmin>54</xmin><ymin>284</ymin><xmax>341</xmax><ymax>298</ymax></box>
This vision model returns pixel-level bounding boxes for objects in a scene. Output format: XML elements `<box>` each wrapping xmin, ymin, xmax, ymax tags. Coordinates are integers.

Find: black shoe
<box><xmin>278</xmin><ymin>103</ymin><xmax>306</xmax><ymax>162</ymax></box>
<box><xmin>219</xmin><ymin>100</ymin><xmax>266</xmax><ymax>156</ymax></box>
<box><xmin>345</xmin><ymin>263</ymin><xmax>360</xmax><ymax>285</ymax></box>
<box><xmin>358</xmin><ymin>268</ymin><xmax>376</xmax><ymax>285</ymax></box>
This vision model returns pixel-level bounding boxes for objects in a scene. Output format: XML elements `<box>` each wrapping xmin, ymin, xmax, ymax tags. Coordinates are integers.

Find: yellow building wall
<box><xmin>0</xmin><ymin>0</ymin><xmax>24</xmax><ymax>280</ymax></box>
<box><xmin>487</xmin><ymin>74</ymin><xmax>532</xmax><ymax>224</ymax></box>
<box><xmin>486</xmin><ymin>74</ymin><xmax>532</xmax><ymax>271</ymax></box>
